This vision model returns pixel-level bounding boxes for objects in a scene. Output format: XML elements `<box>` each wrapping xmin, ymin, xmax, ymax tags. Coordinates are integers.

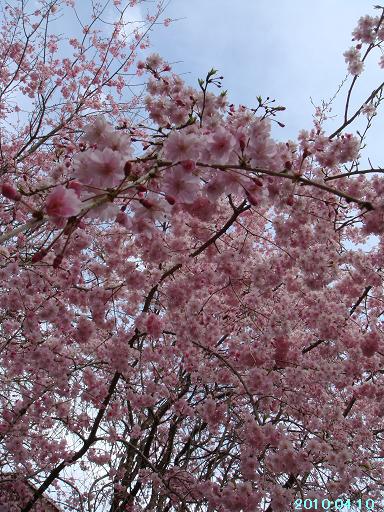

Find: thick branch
<box><xmin>21</xmin><ymin>371</ymin><xmax>122</xmax><ymax>512</ymax></box>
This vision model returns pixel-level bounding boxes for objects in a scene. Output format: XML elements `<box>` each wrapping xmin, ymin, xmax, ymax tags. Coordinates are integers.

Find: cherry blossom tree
<box><xmin>2</xmin><ymin>2</ymin><xmax>384</xmax><ymax>511</ymax></box>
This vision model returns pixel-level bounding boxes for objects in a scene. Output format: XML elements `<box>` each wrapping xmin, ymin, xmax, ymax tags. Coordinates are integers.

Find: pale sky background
<box><xmin>146</xmin><ymin>0</ymin><xmax>384</xmax><ymax>168</ymax></box>
<box><xmin>17</xmin><ymin>0</ymin><xmax>384</xmax><ymax>169</ymax></box>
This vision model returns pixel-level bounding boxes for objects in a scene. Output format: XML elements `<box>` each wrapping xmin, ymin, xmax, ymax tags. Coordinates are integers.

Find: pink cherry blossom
<box><xmin>82</xmin><ymin>115</ymin><xmax>132</xmax><ymax>155</ymax></box>
<box><xmin>361</xmin><ymin>331</ymin><xmax>380</xmax><ymax>357</ymax></box>
<box><xmin>45</xmin><ymin>186</ymin><xmax>81</xmax><ymax>219</ymax></box>
<box><xmin>343</xmin><ymin>46</ymin><xmax>364</xmax><ymax>75</ymax></box>
<box><xmin>207</xmin><ymin>126</ymin><xmax>236</xmax><ymax>163</ymax></box>
<box><xmin>73</xmin><ymin>147</ymin><xmax>125</xmax><ymax>188</ymax></box>
<box><xmin>2</xmin><ymin>4</ymin><xmax>384</xmax><ymax>512</ymax></box>
<box><xmin>352</xmin><ymin>15</ymin><xmax>377</xmax><ymax>43</ymax></box>
<box><xmin>162</xmin><ymin>130</ymin><xmax>201</xmax><ymax>162</ymax></box>
<box><xmin>163</xmin><ymin>164</ymin><xmax>200</xmax><ymax>203</ymax></box>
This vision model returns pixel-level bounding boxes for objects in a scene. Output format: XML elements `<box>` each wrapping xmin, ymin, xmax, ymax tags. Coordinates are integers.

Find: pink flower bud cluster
<box><xmin>343</xmin><ymin>46</ymin><xmax>364</xmax><ymax>75</ymax></box>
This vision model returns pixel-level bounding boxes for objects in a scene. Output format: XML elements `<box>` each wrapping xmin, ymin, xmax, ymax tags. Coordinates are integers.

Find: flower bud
<box><xmin>32</xmin><ymin>249</ymin><xmax>47</xmax><ymax>263</ymax></box>
<box><xmin>115</xmin><ymin>212</ymin><xmax>128</xmax><ymax>226</ymax></box>
<box><xmin>139</xmin><ymin>198</ymin><xmax>153</xmax><ymax>209</ymax></box>
<box><xmin>286</xmin><ymin>196</ymin><xmax>294</xmax><ymax>206</ymax></box>
<box><xmin>165</xmin><ymin>194</ymin><xmax>176</xmax><ymax>205</ymax></box>
<box><xmin>53</xmin><ymin>254</ymin><xmax>63</xmax><ymax>269</ymax></box>
<box><xmin>67</xmin><ymin>180</ymin><xmax>82</xmax><ymax>197</ymax></box>
<box><xmin>245</xmin><ymin>190</ymin><xmax>258</xmax><ymax>206</ymax></box>
<box><xmin>1</xmin><ymin>183</ymin><xmax>21</xmax><ymax>201</ymax></box>
<box><xmin>181</xmin><ymin>160</ymin><xmax>196</xmax><ymax>172</ymax></box>
<box><xmin>124</xmin><ymin>161</ymin><xmax>132</xmax><ymax>176</ymax></box>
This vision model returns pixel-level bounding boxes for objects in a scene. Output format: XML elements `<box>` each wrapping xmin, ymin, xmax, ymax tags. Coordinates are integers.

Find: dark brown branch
<box><xmin>343</xmin><ymin>396</ymin><xmax>356</xmax><ymax>418</ymax></box>
<box><xmin>324</xmin><ymin>168</ymin><xmax>384</xmax><ymax>182</ymax></box>
<box><xmin>22</xmin><ymin>371</ymin><xmax>122</xmax><ymax>512</ymax></box>
<box><xmin>302</xmin><ymin>338</ymin><xmax>325</xmax><ymax>354</ymax></box>
<box><xmin>142</xmin><ymin>199</ymin><xmax>250</xmax><ymax>312</ymax></box>
<box><xmin>329</xmin><ymin>80</ymin><xmax>384</xmax><ymax>139</ymax></box>
<box><xmin>190</xmin><ymin>200</ymin><xmax>250</xmax><ymax>258</ymax></box>
<box><xmin>155</xmin><ymin>160</ymin><xmax>374</xmax><ymax>211</ymax></box>
<box><xmin>349</xmin><ymin>285</ymin><xmax>372</xmax><ymax>316</ymax></box>
<box><xmin>303</xmin><ymin>285</ymin><xmax>372</xmax><ymax>353</ymax></box>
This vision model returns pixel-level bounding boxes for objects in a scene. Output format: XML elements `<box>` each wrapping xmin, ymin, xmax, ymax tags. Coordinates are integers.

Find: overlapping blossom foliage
<box><xmin>2</xmin><ymin>2</ymin><xmax>384</xmax><ymax>511</ymax></box>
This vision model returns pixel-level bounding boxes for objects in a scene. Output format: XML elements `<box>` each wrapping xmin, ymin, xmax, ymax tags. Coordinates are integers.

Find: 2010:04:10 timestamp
<box><xmin>294</xmin><ymin>498</ymin><xmax>376</xmax><ymax>510</ymax></box>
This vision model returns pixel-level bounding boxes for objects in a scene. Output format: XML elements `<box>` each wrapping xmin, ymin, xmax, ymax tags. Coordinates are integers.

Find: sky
<box><xmin>147</xmin><ymin>0</ymin><xmax>384</xmax><ymax>168</ymax></box>
<box><xmin>16</xmin><ymin>0</ymin><xmax>384</xmax><ymax>169</ymax></box>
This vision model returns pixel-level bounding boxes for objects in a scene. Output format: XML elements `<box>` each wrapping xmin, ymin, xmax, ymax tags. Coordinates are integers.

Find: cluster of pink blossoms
<box><xmin>343</xmin><ymin>46</ymin><xmax>364</xmax><ymax>76</ymax></box>
<box><xmin>345</xmin><ymin>12</ymin><xmax>384</xmax><ymax>71</ymax></box>
<box><xmin>3</xmin><ymin>7</ymin><xmax>384</xmax><ymax>512</ymax></box>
